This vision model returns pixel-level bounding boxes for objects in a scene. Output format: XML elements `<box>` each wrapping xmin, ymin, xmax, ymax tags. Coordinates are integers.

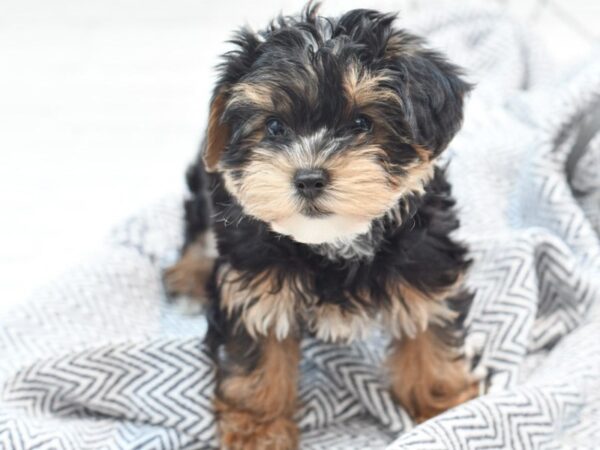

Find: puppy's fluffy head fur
<box><xmin>203</xmin><ymin>3</ymin><xmax>470</xmax><ymax>244</ymax></box>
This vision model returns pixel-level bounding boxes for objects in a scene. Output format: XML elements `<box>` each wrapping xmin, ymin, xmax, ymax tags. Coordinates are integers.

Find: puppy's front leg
<box><xmin>215</xmin><ymin>332</ymin><xmax>300</xmax><ymax>450</ymax></box>
<box><xmin>387</xmin><ymin>326</ymin><xmax>478</xmax><ymax>423</ymax></box>
<box><xmin>164</xmin><ymin>162</ymin><xmax>216</xmax><ymax>311</ymax></box>
<box><xmin>164</xmin><ymin>232</ymin><xmax>215</xmax><ymax>302</ymax></box>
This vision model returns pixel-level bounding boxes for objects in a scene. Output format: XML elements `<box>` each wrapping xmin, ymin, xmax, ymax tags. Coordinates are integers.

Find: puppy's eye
<box><xmin>352</xmin><ymin>115</ymin><xmax>372</xmax><ymax>133</ymax></box>
<box><xmin>266</xmin><ymin>118</ymin><xmax>286</xmax><ymax>137</ymax></box>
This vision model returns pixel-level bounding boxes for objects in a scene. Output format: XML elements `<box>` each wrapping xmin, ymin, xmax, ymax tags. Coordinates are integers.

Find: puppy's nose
<box><xmin>294</xmin><ymin>168</ymin><xmax>329</xmax><ymax>199</ymax></box>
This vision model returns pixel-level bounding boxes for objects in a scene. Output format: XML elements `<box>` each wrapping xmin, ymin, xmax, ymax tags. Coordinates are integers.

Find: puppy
<box><xmin>165</xmin><ymin>4</ymin><xmax>478</xmax><ymax>449</ymax></box>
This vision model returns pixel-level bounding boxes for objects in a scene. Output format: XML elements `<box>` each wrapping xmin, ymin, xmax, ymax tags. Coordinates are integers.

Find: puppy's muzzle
<box><xmin>293</xmin><ymin>168</ymin><xmax>329</xmax><ymax>200</ymax></box>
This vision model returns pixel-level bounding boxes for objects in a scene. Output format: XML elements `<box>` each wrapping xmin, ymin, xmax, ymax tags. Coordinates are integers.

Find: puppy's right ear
<box><xmin>202</xmin><ymin>90</ymin><xmax>230</xmax><ymax>172</ymax></box>
<box><xmin>202</xmin><ymin>28</ymin><xmax>262</xmax><ymax>172</ymax></box>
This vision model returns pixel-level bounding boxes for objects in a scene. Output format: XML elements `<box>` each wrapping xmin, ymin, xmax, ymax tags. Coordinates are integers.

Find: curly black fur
<box><xmin>175</xmin><ymin>4</ymin><xmax>475</xmax><ymax>429</ymax></box>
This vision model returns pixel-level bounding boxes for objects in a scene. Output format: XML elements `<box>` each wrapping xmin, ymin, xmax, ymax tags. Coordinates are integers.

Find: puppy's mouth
<box><xmin>300</xmin><ymin>203</ymin><xmax>331</xmax><ymax>218</ymax></box>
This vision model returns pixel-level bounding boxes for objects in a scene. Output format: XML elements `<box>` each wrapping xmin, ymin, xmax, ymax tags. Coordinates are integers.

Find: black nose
<box><xmin>294</xmin><ymin>169</ymin><xmax>329</xmax><ymax>199</ymax></box>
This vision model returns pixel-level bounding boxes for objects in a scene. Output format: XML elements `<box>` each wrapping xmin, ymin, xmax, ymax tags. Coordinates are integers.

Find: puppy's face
<box><xmin>204</xmin><ymin>7</ymin><xmax>470</xmax><ymax>244</ymax></box>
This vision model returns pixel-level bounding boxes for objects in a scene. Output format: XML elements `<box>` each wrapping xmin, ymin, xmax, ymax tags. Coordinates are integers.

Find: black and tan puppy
<box><xmin>165</xmin><ymin>4</ymin><xmax>478</xmax><ymax>449</ymax></box>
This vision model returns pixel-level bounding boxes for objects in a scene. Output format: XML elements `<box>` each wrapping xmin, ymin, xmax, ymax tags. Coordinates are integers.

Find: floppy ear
<box><xmin>202</xmin><ymin>28</ymin><xmax>261</xmax><ymax>171</ymax></box>
<box><xmin>397</xmin><ymin>47</ymin><xmax>472</xmax><ymax>156</ymax></box>
<box><xmin>202</xmin><ymin>90</ymin><xmax>230</xmax><ymax>172</ymax></box>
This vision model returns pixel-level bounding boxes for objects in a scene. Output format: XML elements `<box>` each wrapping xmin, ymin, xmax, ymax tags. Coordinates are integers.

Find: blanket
<box><xmin>2</xmin><ymin>5</ymin><xmax>600</xmax><ymax>449</ymax></box>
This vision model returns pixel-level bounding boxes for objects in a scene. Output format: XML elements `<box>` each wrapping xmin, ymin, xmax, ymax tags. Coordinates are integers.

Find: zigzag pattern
<box><xmin>0</xmin><ymin>338</ymin><xmax>217</xmax><ymax>449</ymax></box>
<box><xmin>296</xmin><ymin>363</ymin><xmax>364</xmax><ymax>430</ymax></box>
<box><xmin>465</xmin><ymin>238</ymin><xmax>539</xmax><ymax>389</ymax></box>
<box><xmin>390</xmin><ymin>309</ymin><xmax>600</xmax><ymax>449</ymax></box>
<box><xmin>302</xmin><ymin>338</ymin><xmax>412</xmax><ymax>434</ymax></box>
<box><xmin>2</xmin><ymin>6</ymin><xmax>600</xmax><ymax>450</ymax></box>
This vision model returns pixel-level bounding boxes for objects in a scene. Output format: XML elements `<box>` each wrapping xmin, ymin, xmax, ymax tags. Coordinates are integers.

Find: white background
<box><xmin>1</xmin><ymin>0</ymin><xmax>599</xmax><ymax>312</ymax></box>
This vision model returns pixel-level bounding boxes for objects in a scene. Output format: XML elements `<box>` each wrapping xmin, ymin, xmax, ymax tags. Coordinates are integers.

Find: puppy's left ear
<box><xmin>202</xmin><ymin>28</ymin><xmax>262</xmax><ymax>171</ymax></box>
<box><xmin>203</xmin><ymin>89</ymin><xmax>230</xmax><ymax>172</ymax></box>
<box><xmin>395</xmin><ymin>46</ymin><xmax>472</xmax><ymax>156</ymax></box>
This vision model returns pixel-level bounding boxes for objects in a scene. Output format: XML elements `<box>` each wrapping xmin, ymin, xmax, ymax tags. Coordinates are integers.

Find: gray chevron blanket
<box><xmin>2</xmin><ymin>5</ymin><xmax>600</xmax><ymax>450</ymax></box>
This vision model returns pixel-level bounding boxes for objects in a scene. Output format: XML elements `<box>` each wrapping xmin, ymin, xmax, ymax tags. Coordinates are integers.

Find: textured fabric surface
<box><xmin>1</xmin><ymin>6</ymin><xmax>600</xmax><ymax>450</ymax></box>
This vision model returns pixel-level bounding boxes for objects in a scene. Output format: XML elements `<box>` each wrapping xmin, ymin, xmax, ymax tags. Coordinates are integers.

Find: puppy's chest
<box><xmin>297</xmin><ymin>296</ymin><xmax>376</xmax><ymax>343</ymax></box>
<box><xmin>220</xmin><ymin>271</ymin><xmax>376</xmax><ymax>343</ymax></box>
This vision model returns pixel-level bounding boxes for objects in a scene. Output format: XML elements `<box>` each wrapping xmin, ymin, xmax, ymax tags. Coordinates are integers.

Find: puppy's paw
<box><xmin>388</xmin><ymin>332</ymin><xmax>480</xmax><ymax>423</ymax></box>
<box><xmin>403</xmin><ymin>360</ymin><xmax>480</xmax><ymax>423</ymax></box>
<box><xmin>162</xmin><ymin>255</ymin><xmax>214</xmax><ymax>314</ymax></box>
<box><xmin>216</xmin><ymin>401</ymin><xmax>298</xmax><ymax>450</ymax></box>
<box><xmin>413</xmin><ymin>375</ymin><xmax>479</xmax><ymax>423</ymax></box>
